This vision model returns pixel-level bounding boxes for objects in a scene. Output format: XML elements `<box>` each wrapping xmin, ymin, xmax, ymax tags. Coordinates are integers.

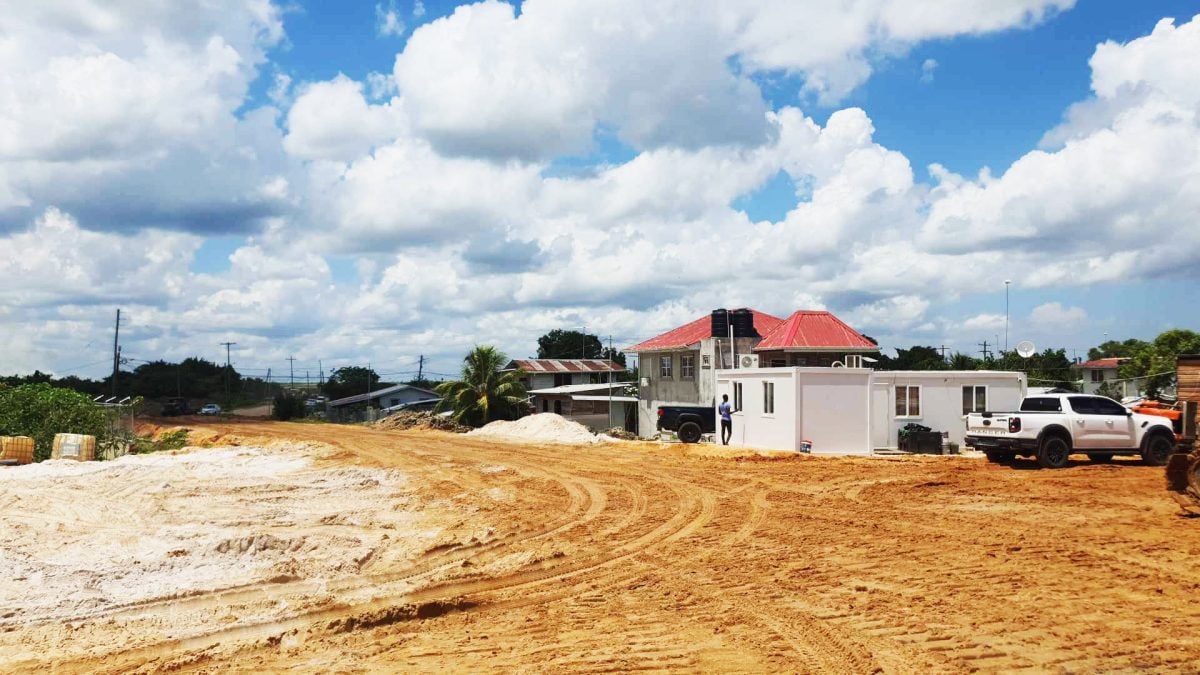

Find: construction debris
<box><xmin>374</xmin><ymin>411</ymin><xmax>469</xmax><ymax>434</ymax></box>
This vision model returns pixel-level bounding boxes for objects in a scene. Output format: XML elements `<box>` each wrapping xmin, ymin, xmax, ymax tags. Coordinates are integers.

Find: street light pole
<box><xmin>1004</xmin><ymin>280</ymin><xmax>1011</xmax><ymax>353</ymax></box>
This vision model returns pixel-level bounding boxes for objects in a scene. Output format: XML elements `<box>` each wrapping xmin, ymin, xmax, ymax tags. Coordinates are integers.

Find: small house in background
<box><xmin>528</xmin><ymin>381</ymin><xmax>638</xmax><ymax>432</ymax></box>
<box><xmin>326</xmin><ymin>383</ymin><xmax>440</xmax><ymax>423</ymax></box>
<box><xmin>1075</xmin><ymin>357</ymin><xmax>1127</xmax><ymax>395</ymax></box>
<box><xmin>503</xmin><ymin>359</ymin><xmax>625</xmax><ymax>390</ymax></box>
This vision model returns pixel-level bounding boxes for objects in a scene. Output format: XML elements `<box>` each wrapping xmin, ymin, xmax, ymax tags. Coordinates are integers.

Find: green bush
<box><xmin>0</xmin><ymin>383</ymin><xmax>111</xmax><ymax>462</ymax></box>
<box><xmin>272</xmin><ymin>392</ymin><xmax>307</xmax><ymax>421</ymax></box>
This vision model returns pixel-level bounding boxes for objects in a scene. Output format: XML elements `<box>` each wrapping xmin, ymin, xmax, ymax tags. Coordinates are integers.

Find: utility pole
<box><xmin>366</xmin><ymin>361</ymin><xmax>373</xmax><ymax>422</ymax></box>
<box><xmin>978</xmin><ymin>340</ymin><xmax>991</xmax><ymax>362</ymax></box>
<box><xmin>318</xmin><ymin>360</ymin><xmax>324</xmax><ymax>386</ymax></box>
<box><xmin>305</xmin><ymin>370</ymin><xmax>309</xmax><ymax>389</ymax></box>
<box><xmin>1004</xmin><ymin>280</ymin><xmax>1012</xmax><ymax>353</ymax></box>
<box><xmin>111</xmin><ymin>309</ymin><xmax>121</xmax><ymax>396</ymax></box>
<box><xmin>938</xmin><ymin>345</ymin><xmax>948</xmax><ymax>362</ymax></box>
<box><xmin>220</xmin><ymin>341</ymin><xmax>236</xmax><ymax>396</ymax></box>
<box><xmin>417</xmin><ymin>355</ymin><xmax>424</xmax><ymax>381</ymax></box>
<box><xmin>265</xmin><ymin>368</ymin><xmax>271</xmax><ymax>399</ymax></box>
<box><xmin>607</xmin><ymin>335</ymin><xmax>614</xmax><ymax>430</ymax></box>
<box><xmin>287</xmin><ymin>356</ymin><xmax>296</xmax><ymax>390</ymax></box>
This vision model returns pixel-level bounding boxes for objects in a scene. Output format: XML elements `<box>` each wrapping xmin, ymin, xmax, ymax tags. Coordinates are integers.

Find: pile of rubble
<box><xmin>374</xmin><ymin>411</ymin><xmax>469</xmax><ymax>433</ymax></box>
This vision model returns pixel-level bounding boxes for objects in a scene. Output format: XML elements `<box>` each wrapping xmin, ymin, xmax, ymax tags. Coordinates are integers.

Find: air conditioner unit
<box><xmin>739</xmin><ymin>354</ymin><xmax>760</xmax><ymax>369</ymax></box>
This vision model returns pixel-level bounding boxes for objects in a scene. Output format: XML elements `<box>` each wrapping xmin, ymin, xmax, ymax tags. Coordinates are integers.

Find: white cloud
<box><xmin>413</xmin><ymin>1</ymin><xmax>426</xmax><ymax>18</ymax></box>
<box><xmin>390</xmin><ymin>0</ymin><xmax>1069</xmax><ymax>160</ymax></box>
<box><xmin>376</xmin><ymin>1</ymin><xmax>406</xmax><ymax>37</ymax></box>
<box><xmin>920</xmin><ymin>58</ymin><xmax>938</xmax><ymax>83</ymax></box>
<box><xmin>962</xmin><ymin>313</ymin><xmax>1006</xmax><ymax>331</ymax></box>
<box><xmin>1029</xmin><ymin>302</ymin><xmax>1087</xmax><ymax>327</ymax></box>
<box><xmin>284</xmin><ymin>75</ymin><xmax>407</xmax><ymax>161</ymax></box>
<box><xmin>921</xmin><ymin>15</ymin><xmax>1200</xmax><ymax>282</ymax></box>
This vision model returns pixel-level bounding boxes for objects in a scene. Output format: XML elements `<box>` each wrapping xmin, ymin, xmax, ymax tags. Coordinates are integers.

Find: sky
<box><xmin>1</xmin><ymin>0</ymin><xmax>1199</xmax><ymax>383</ymax></box>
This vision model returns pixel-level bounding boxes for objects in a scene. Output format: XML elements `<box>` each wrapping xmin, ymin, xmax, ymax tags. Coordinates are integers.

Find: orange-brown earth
<box><xmin>3</xmin><ymin>420</ymin><xmax>1199</xmax><ymax>673</ymax></box>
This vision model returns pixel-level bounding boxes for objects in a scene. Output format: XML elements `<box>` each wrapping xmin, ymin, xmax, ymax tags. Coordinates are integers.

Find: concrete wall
<box><xmin>635</xmin><ymin>336</ymin><xmax>763</xmax><ymax>437</ymax></box>
<box><xmin>869</xmin><ymin>371</ymin><xmax>1027</xmax><ymax>448</ymax></box>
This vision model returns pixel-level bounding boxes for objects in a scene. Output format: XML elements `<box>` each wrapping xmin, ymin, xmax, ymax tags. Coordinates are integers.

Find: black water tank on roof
<box><xmin>730</xmin><ymin>308</ymin><xmax>757</xmax><ymax>337</ymax></box>
<box><xmin>711</xmin><ymin>309</ymin><xmax>729</xmax><ymax>338</ymax></box>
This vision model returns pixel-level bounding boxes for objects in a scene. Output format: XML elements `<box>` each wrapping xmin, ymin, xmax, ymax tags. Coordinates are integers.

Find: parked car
<box><xmin>965</xmin><ymin>393</ymin><xmax>1176</xmax><ymax>468</ymax></box>
<box><xmin>199</xmin><ymin>403</ymin><xmax>222</xmax><ymax>416</ymax></box>
<box><xmin>657</xmin><ymin>405</ymin><xmax>716</xmax><ymax>443</ymax></box>
<box><xmin>161</xmin><ymin>397</ymin><xmax>190</xmax><ymax>416</ymax></box>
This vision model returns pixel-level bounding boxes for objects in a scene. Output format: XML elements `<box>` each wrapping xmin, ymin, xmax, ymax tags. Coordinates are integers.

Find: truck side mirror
<box><xmin>1125</xmin><ymin>409</ymin><xmax>1133</xmax><ymax>417</ymax></box>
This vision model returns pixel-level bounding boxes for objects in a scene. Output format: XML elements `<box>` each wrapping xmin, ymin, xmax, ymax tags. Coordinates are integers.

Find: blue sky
<box><xmin>3</xmin><ymin>1</ymin><xmax>1199</xmax><ymax>379</ymax></box>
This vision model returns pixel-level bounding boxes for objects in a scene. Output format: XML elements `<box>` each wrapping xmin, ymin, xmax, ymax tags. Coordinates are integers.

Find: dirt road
<box><xmin>3</xmin><ymin>421</ymin><xmax>1199</xmax><ymax>673</ymax></box>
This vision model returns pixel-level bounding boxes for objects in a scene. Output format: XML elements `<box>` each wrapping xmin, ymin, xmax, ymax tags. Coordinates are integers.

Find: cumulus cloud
<box><xmin>284</xmin><ymin>75</ymin><xmax>407</xmax><ymax>161</ymax></box>
<box><xmin>921</xmin><ymin>15</ymin><xmax>1200</xmax><ymax>282</ymax></box>
<box><xmin>1029</xmin><ymin>302</ymin><xmax>1088</xmax><ymax>327</ymax></box>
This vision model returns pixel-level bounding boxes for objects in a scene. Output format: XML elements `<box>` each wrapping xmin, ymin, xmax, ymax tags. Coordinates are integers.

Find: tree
<box><xmin>995</xmin><ymin>347</ymin><xmax>1078</xmax><ymax>391</ymax></box>
<box><xmin>435</xmin><ymin>346</ymin><xmax>528</xmax><ymax>427</ymax></box>
<box><xmin>537</xmin><ymin>329</ymin><xmax>608</xmax><ymax>361</ymax></box>
<box><xmin>321</xmin><ymin>366</ymin><xmax>386</xmax><ymax>401</ymax></box>
<box><xmin>877</xmin><ymin>346</ymin><xmax>947</xmax><ymax>371</ymax></box>
<box><xmin>948</xmin><ymin>353</ymin><xmax>979</xmax><ymax>370</ymax></box>
<box><xmin>1120</xmin><ymin>329</ymin><xmax>1200</xmax><ymax>397</ymax></box>
<box><xmin>1088</xmin><ymin>338</ymin><xmax>1150</xmax><ymax>361</ymax></box>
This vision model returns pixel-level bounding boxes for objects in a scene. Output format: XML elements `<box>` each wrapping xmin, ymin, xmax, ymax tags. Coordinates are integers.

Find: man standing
<box><xmin>719</xmin><ymin>393</ymin><xmax>733</xmax><ymax>445</ymax></box>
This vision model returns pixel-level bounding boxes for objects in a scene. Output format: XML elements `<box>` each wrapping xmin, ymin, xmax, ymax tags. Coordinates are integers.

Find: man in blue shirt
<box><xmin>719</xmin><ymin>394</ymin><xmax>733</xmax><ymax>445</ymax></box>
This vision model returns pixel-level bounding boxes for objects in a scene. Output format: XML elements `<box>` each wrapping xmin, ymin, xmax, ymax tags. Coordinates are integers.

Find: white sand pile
<box><xmin>0</xmin><ymin>445</ymin><xmax>439</xmax><ymax>625</ymax></box>
<box><xmin>468</xmin><ymin>413</ymin><xmax>599</xmax><ymax>444</ymax></box>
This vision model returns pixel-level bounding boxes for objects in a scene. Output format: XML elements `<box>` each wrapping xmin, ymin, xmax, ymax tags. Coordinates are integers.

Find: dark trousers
<box><xmin>721</xmin><ymin>419</ymin><xmax>732</xmax><ymax>445</ymax></box>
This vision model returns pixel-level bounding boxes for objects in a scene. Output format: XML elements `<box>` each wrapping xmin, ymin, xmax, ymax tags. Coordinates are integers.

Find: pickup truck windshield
<box><xmin>1020</xmin><ymin>397</ymin><xmax>1062</xmax><ymax>412</ymax></box>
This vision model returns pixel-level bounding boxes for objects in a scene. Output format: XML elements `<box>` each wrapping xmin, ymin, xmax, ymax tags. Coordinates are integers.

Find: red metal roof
<box><xmin>752</xmin><ymin>311</ymin><xmax>877</xmax><ymax>352</ymax></box>
<box><xmin>504</xmin><ymin>359</ymin><xmax>625</xmax><ymax>373</ymax></box>
<box><xmin>625</xmin><ymin>309</ymin><xmax>784</xmax><ymax>353</ymax></box>
<box><xmin>1076</xmin><ymin>357</ymin><xmax>1126</xmax><ymax>370</ymax></box>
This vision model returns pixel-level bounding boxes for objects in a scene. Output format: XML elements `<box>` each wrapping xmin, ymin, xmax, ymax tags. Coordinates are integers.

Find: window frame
<box><xmin>659</xmin><ymin>354</ymin><xmax>673</xmax><ymax>379</ymax></box>
<box><xmin>763</xmin><ymin>381</ymin><xmax>775</xmax><ymax>415</ymax></box>
<box><xmin>895</xmin><ymin>384</ymin><xmax>922</xmax><ymax>418</ymax></box>
<box><xmin>733</xmin><ymin>382</ymin><xmax>743</xmax><ymax>412</ymax></box>
<box><xmin>961</xmin><ymin>385</ymin><xmax>988</xmax><ymax>415</ymax></box>
<box><xmin>680</xmin><ymin>353</ymin><xmax>696</xmax><ymax>380</ymax></box>
<box><xmin>1091</xmin><ymin>369</ymin><xmax>1105</xmax><ymax>383</ymax></box>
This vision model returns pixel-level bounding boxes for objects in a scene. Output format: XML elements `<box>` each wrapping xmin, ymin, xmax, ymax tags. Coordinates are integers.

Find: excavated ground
<box><xmin>2</xmin><ymin>420</ymin><xmax>1199</xmax><ymax>673</ymax></box>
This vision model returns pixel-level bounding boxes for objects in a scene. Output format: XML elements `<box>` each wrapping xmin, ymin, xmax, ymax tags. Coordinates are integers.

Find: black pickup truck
<box><xmin>657</xmin><ymin>405</ymin><xmax>716</xmax><ymax>443</ymax></box>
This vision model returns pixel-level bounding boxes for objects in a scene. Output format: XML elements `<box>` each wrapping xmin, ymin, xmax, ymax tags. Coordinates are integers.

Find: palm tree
<box><xmin>435</xmin><ymin>346</ymin><xmax>528</xmax><ymax>427</ymax></box>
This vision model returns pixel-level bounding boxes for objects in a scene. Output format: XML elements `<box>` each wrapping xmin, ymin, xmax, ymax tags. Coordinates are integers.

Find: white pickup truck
<box><xmin>965</xmin><ymin>393</ymin><xmax>1177</xmax><ymax>468</ymax></box>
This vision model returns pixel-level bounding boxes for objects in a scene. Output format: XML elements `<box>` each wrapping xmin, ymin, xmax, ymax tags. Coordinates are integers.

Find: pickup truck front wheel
<box><xmin>677</xmin><ymin>421</ymin><xmax>702</xmax><ymax>444</ymax></box>
<box><xmin>1140</xmin><ymin>433</ymin><xmax>1174</xmax><ymax>467</ymax></box>
<box><xmin>1037</xmin><ymin>435</ymin><xmax>1071</xmax><ymax>469</ymax></box>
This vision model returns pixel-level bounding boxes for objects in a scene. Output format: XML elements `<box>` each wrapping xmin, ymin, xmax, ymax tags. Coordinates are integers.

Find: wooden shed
<box><xmin>1178</xmin><ymin>355</ymin><xmax>1200</xmax><ymax>433</ymax></box>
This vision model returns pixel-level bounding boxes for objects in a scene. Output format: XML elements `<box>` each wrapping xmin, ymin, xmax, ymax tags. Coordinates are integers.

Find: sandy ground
<box><xmin>2</xmin><ymin>420</ymin><xmax>1199</xmax><ymax>673</ymax></box>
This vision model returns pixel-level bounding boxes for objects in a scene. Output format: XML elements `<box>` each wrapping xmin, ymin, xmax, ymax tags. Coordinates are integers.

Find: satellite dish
<box><xmin>1016</xmin><ymin>340</ymin><xmax>1036</xmax><ymax>358</ymax></box>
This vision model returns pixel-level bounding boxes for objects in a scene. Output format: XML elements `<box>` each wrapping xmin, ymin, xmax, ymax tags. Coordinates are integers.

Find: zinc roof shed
<box><xmin>753</xmin><ymin>310</ymin><xmax>878</xmax><ymax>352</ymax></box>
<box><xmin>503</xmin><ymin>359</ymin><xmax>625</xmax><ymax>373</ymax></box>
<box><xmin>625</xmin><ymin>309</ymin><xmax>784</xmax><ymax>353</ymax></box>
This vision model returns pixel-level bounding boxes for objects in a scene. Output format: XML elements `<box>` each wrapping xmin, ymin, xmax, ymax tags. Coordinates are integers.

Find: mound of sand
<box><xmin>468</xmin><ymin>413</ymin><xmax>599</xmax><ymax>444</ymax></box>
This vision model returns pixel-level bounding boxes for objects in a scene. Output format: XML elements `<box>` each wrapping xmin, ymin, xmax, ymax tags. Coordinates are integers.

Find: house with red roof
<box><xmin>1074</xmin><ymin>357</ymin><xmax>1128</xmax><ymax>395</ymax></box>
<box><xmin>625</xmin><ymin>308</ymin><xmax>879</xmax><ymax>438</ymax></box>
<box><xmin>625</xmin><ymin>308</ymin><xmax>780</xmax><ymax>437</ymax></box>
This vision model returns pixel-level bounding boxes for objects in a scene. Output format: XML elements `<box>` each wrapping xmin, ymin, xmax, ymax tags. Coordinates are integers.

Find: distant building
<box><xmin>1075</xmin><ymin>358</ymin><xmax>1127</xmax><ymax>395</ymax></box>
<box><xmin>326</xmin><ymin>383</ymin><xmax>440</xmax><ymax>423</ymax></box>
<box><xmin>527</xmin><ymin>381</ymin><xmax>637</xmax><ymax>432</ymax></box>
<box><xmin>503</xmin><ymin>359</ymin><xmax>625</xmax><ymax>391</ymax></box>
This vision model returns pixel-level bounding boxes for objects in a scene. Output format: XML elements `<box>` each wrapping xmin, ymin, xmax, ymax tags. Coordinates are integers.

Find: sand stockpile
<box><xmin>468</xmin><ymin>413</ymin><xmax>599</xmax><ymax>444</ymax></box>
<box><xmin>375</xmin><ymin>410</ymin><xmax>469</xmax><ymax>433</ymax></box>
<box><xmin>0</xmin><ymin>444</ymin><xmax>441</xmax><ymax>630</ymax></box>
